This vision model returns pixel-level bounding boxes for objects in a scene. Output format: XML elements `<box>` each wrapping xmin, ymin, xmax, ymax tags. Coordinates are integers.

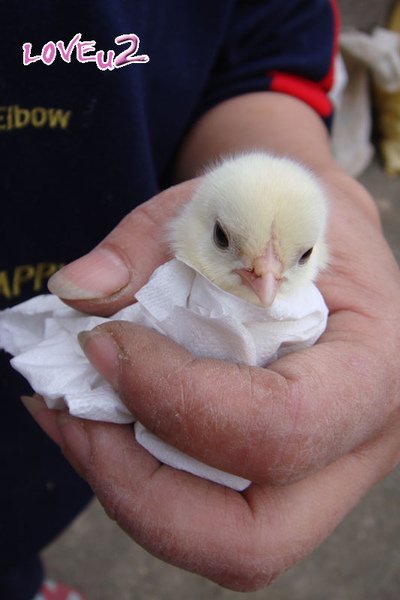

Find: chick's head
<box><xmin>168</xmin><ymin>152</ymin><xmax>328</xmax><ymax>307</ymax></box>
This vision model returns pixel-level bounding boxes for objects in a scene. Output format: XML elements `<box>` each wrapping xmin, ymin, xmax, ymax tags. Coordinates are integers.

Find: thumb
<box><xmin>47</xmin><ymin>180</ymin><xmax>198</xmax><ymax>316</ymax></box>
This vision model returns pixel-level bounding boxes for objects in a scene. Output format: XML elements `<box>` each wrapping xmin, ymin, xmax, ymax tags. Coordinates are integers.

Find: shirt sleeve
<box><xmin>196</xmin><ymin>0</ymin><xmax>340</xmax><ymax>129</ymax></box>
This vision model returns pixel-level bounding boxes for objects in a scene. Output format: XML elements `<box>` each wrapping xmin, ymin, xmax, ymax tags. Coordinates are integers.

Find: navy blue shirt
<box><xmin>0</xmin><ymin>0</ymin><xmax>338</xmax><ymax>307</ymax></box>
<box><xmin>0</xmin><ymin>0</ymin><xmax>337</xmax><ymax>577</ymax></box>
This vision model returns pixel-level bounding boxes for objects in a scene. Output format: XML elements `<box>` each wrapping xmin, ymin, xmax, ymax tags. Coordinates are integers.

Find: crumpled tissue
<box><xmin>0</xmin><ymin>259</ymin><xmax>328</xmax><ymax>491</ymax></box>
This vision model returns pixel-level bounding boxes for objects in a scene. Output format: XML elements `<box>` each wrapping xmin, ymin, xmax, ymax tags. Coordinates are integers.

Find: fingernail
<box><xmin>78</xmin><ymin>328</ymin><xmax>120</xmax><ymax>389</ymax></box>
<box><xmin>21</xmin><ymin>394</ymin><xmax>45</xmax><ymax>416</ymax></box>
<box><xmin>48</xmin><ymin>247</ymin><xmax>130</xmax><ymax>300</ymax></box>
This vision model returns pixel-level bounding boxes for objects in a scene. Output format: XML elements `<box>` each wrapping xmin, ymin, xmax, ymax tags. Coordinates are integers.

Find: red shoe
<box><xmin>33</xmin><ymin>579</ymin><xmax>89</xmax><ymax>600</ymax></box>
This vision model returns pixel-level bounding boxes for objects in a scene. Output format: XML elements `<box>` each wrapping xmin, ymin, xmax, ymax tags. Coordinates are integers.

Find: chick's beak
<box><xmin>236</xmin><ymin>243</ymin><xmax>282</xmax><ymax>307</ymax></box>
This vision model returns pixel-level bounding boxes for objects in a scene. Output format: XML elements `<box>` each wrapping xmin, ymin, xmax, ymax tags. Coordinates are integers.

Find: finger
<box><xmin>55</xmin><ymin>409</ymin><xmax>400</xmax><ymax>591</ymax></box>
<box><xmin>78</xmin><ymin>317</ymin><xmax>400</xmax><ymax>485</ymax></box>
<box><xmin>21</xmin><ymin>394</ymin><xmax>64</xmax><ymax>446</ymax></box>
<box><xmin>47</xmin><ymin>180</ymin><xmax>199</xmax><ymax>316</ymax></box>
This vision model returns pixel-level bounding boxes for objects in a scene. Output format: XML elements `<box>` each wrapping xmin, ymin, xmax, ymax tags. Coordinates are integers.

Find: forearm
<box><xmin>174</xmin><ymin>92</ymin><xmax>337</xmax><ymax>178</ymax></box>
<box><xmin>174</xmin><ymin>92</ymin><xmax>381</xmax><ymax>225</ymax></box>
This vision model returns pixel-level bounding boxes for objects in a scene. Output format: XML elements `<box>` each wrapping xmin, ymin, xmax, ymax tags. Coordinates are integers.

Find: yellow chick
<box><xmin>168</xmin><ymin>152</ymin><xmax>328</xmax><ymax>307</ymax></box>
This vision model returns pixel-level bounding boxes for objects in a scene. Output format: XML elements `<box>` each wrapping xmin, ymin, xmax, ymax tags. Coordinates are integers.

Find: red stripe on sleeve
<box><xmin>268</xmin><ymin>72</ymin><xmax>333</xmax><ymax>118</ymax></box>
<box><xmin>267</xmin><ymin>0</ymin><xmax>340</xmax><ymax>119</ymax></box>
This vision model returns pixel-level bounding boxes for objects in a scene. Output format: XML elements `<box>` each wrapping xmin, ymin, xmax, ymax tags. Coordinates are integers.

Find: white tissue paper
<box><xmin>0</xmin><ymin>259</ymin><xmax>328</xmax><ymax>491</ymax></box>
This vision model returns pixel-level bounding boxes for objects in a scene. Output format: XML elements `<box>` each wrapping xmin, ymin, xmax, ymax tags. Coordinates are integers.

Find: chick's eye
<box><xmin>213</xmin><ymin>221</ymin><xmax>230</xmax><ymax>250</ymax></box>
<box><xmin>299</xmin><ymin>247</ymin><xmax>313</xmax><ymax>264</ymax></box>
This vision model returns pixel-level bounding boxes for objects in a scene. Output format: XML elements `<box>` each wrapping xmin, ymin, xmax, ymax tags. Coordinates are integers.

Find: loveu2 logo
<box><xmin>22</xmin><ymin>33</ymin><xmax>150</xmax><ymax>71</ymax></box>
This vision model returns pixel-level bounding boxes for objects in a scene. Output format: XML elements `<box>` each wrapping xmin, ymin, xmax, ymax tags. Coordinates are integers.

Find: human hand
<box><xmin>26</xmin><ymin>172</ymin><xmax>400</xmax><ymax>590</ymax></box>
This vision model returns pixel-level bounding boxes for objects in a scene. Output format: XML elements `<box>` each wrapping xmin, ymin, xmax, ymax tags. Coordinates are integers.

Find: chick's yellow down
<box><xmin>168</xmin><ymin>152</ymin><xmax>328</xmax><ymax>307</ymax></box>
